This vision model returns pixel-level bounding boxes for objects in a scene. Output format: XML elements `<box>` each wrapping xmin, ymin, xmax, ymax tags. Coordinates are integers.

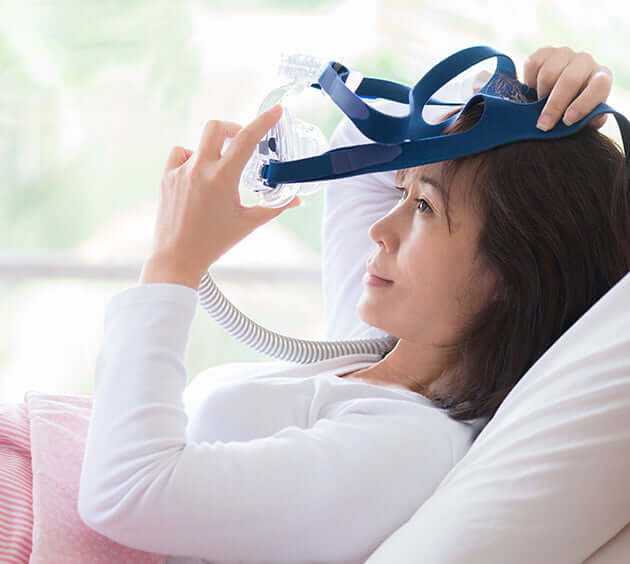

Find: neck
<box><xmin>347</xmin><ymin>338</ymin><xmax>447</xmax><ymax>395</ymax></box>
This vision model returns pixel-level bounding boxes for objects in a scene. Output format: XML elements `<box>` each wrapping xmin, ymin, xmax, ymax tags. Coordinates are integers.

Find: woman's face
<box><xmin>357</xmin><ymin>160</ymin><xmax>495</xmax><ymax>347</ymax></box>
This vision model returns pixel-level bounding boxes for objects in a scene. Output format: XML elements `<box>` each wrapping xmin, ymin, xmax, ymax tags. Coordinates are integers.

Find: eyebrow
<box><xmin>414</xmin><ymin>174</ymin><xmax>445</xmax><ymax>204</ymax></box>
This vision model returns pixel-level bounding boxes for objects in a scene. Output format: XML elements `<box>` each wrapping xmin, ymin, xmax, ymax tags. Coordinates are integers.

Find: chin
<box><xmin>358</xmin><ymin>302</ymin><xmax>420</xmax><ymax>343</ymax></box>
<box><xmin>357</xmin><ymin>303</ymin><xmax>390</xmax><ymax>334</ymax></box>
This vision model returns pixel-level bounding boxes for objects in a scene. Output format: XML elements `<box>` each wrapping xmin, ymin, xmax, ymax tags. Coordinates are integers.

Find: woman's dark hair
<box><xmin>395</xmin><ymin>75</ymin><xmax>630</xmax><ymax>423</ymax></box>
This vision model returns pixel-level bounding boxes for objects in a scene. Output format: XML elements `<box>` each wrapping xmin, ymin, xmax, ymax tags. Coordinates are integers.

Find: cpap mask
<box><xmin>201</xmin><ymin>45</ymin><xmax>630</xmax><ymax>364</ymax></box>
<box><xmin>241</xmin><ymin>45</ymin><xmax>630</xmax><ymax>208</ymax></box>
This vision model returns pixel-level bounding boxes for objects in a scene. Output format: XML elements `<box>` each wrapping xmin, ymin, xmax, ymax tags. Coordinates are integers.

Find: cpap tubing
<box><xmin>197</xmin><ymin>271</ymin><xmax>399</xmax><ymax>364</ymax></box>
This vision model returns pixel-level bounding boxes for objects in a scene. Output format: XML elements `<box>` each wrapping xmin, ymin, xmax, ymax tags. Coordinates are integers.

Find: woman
<box><xmin>0</xmin><ymin>46</ymin><xmax>620</xmax><ymax>564</ymax></box>
<box><xmin>73</xmin><ymin>46</ymin><xmax>627</xmax><ymax>564</ymax></box>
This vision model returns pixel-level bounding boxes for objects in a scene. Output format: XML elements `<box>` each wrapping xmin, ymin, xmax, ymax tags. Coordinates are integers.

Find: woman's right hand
<box><xmin>522</xmin><ymin>46</ymin><xmax>613</xmax><ymax>131</ymax></box>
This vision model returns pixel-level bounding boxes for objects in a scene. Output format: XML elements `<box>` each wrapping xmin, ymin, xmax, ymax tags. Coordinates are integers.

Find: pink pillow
<box><xmin>25</xmin><ymin>391</ymin><xmax>167</xmax><ymax>564</ymax></box>
<box><xmin>0</xmin><ymin>401</ymin><xmax>33</xmax><ymax>563</ymax></box>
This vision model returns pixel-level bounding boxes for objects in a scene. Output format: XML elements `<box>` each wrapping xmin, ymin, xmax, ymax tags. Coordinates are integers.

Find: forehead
<box><xmin>406</xmin><ymin>159</ymin><xmax>479</xmax><ymax>203</ymax></box>
<box><xmin>396</xmin><ymin>163</ymin><xmax>441</xmax><ymax>202</ymax></box>
<box><xmin>400</xmin><ymin>162</ymin><xmax>442</xmax><ymax>183</ymax></box>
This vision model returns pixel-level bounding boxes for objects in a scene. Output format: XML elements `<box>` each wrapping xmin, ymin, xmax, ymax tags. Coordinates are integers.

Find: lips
<box><xmin>366</xmin><ymin>262</ymin><xmax>393</xmax><ymax>282</ymax></box>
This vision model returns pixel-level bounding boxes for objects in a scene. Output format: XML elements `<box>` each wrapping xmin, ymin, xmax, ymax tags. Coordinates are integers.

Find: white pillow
<box><xmin>365</xmin><ymin>270</ymin><xmax>630</xmax><ymax>563</ymax></box>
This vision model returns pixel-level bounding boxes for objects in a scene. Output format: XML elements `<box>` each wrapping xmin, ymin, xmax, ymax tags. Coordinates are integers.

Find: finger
<box><xmin>523</xmin><ymin>46</ymin><xmax>555</xmax><ymax>91</ymax></box>
<box><xmin>165</xmin><ymin>146</ymin><xmax>194</xmax><ymax>173</ymax></box>
<box><xmin>537</xmin><ymin>53</ymin><xmax>595</xmax><ymax>130</ymax></box>
<box><xmin>223</xmin><ymin>105</ymin><xmax>283</xmax><ymax>172</ymax></box>
<box><xmin>534</xmin><ymin>47</ymin><xmax>574</xmax><ymax>100</ymax></box>
<box><xmin>561</xmin><ymin>67</ymin><xmax>613</xmax><ymax>126</ymax></box>
<box><xmin>197</xmin><ymin>120</ymin><xmax>242</xmax><ymax>162</ymax></box>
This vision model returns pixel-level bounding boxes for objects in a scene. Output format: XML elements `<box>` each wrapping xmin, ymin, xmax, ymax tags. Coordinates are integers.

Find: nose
<box><xmin>368</xmin><ymin>205</ymin><xmax>402</xmax><ymax>252</ymax></box>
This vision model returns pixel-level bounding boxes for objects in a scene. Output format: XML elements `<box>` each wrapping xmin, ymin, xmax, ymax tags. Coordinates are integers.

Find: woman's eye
<box><xmin>395</xmin><ymin>186</ymin><xmax>433</xmax><ymax>214</ymax></box>
<box><xmin>416</xmin><ymin>198</ymin><xmax>432</xmax><ymax>213</ymax></box>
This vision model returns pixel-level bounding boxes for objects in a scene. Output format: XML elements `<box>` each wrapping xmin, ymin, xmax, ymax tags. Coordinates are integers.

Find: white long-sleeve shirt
<box><xmin>78</xmin><ymin>283</ymin><xmax>486</xmax><ymax>564</ymax></box>
<box><xmin>79</xmin><ymin>73</ymin><xmax>487</xmax><ymax>563</ymax></box>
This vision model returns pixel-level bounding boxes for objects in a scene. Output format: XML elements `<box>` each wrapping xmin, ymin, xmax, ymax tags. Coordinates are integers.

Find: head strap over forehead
<box><xmin>261</xmin><ymin>45</ymin><xmax>630</xmax><ymax>187</ymax></box>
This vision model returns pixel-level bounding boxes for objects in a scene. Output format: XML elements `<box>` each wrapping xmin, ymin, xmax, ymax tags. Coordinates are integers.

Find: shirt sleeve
<box><xmin>78</xmin><ymin>283</ymin><xmax>455</xmax><ymax>563</ymax></box>
<box><xmin>321</xmin><ymin>73</ymin><xmax>484</xmax><ymax>341</ymax></box>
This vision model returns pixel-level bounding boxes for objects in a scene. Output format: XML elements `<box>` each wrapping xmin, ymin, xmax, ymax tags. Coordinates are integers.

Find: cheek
<box><xmin>402</xmin><ymin>233</ymin><xmax>476</xmax><ymax>315</ymax></box>
<box><xmin>404</xmin><ymin>236</ymin><xmax>456</xmax><ymax>293</ymax></box>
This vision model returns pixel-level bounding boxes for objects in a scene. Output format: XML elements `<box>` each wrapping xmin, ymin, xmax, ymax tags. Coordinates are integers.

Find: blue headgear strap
<box><xmin>261</xmin><ymin>45</ymin><xmax>630</xmax><ymax>186</ymax></box>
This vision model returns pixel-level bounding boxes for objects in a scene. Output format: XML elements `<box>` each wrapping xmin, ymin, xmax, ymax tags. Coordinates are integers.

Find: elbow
<box><xmin>77</xmin><ymin>493</ymin><xmax>100</xmax><ymax>534</ymax></box>
<box><xmin>77</xmin><ymin>471</ymin><xmax>135</xmax><ymax>544</ymax></box>
<box><xmin>77</xmin><ymin>477</ymin><xmax>117</xmax><ymax>538</ymax></box>
<box><xmin>77</xmin><ymin>467</ymin><xmax>97</xmax><ymax>528</ymax></box>
<box><xmin>77</xmin><ymin>442</ymin><xmax>184</xmax><ymax>549</ymax></box>
<box><xmin>77</xmin><ymin>464</ymin><xmax>168</xmax><ymax>552</ymax></box>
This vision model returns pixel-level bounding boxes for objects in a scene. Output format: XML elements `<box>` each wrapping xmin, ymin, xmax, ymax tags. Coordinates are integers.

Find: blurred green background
<box><xmin>1</xmin><ymin>0</ymin><xmax>627</xmax><ymax>400</ymax></box>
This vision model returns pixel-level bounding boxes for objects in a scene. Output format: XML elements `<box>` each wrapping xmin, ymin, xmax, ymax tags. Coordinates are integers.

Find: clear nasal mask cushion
<box><xmin>241</xmin><ymin>54</ymin><xmax>333</xmax><ymax>207</ymax></box>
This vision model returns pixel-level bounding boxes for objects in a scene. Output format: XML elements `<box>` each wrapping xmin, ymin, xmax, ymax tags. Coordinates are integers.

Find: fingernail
<box><xmin>536</xmin><ymin>114</ymin><xmax>553</xmax><ymax>132</ymax></box>
<box><xmin>563</xmin><ymin>109</ymin><xmax>579</xmax><ymax>126</ymax></box>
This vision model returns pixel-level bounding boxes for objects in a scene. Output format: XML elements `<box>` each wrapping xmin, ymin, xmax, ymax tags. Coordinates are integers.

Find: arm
<box><xmin>78</xmin><ymin>283</ymin><xmax>454</xmax><ymax>562</ymax></box>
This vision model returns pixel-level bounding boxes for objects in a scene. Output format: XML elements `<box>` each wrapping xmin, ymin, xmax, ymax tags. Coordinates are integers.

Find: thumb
<box><xmin>244</xmin><ymin>196</ymin><xmax>302</xmax><ymax>227</ymax></box>
<box><xmin>165</xmin><ymin>146</ymin><xmax>194</xmax><ymax>173</ymax></box>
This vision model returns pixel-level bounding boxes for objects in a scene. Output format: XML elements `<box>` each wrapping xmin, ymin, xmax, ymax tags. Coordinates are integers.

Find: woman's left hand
<box><xmin>522</xmin><ymin>46</ymin><xmax>613</xmax><ymax>131</ymax></box>
<box><xmin>140</xmin><ymin>105</ymin><xmax>301</xmax><ymax>289</ymax></box>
